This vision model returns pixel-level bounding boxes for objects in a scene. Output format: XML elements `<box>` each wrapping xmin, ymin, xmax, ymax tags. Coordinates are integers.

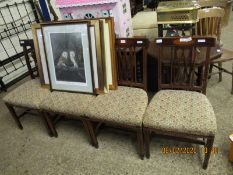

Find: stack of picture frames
<box><xmin>32</xmin><ymin>17</ymin><xmax>118</xmax><ymax>94</ymax></box>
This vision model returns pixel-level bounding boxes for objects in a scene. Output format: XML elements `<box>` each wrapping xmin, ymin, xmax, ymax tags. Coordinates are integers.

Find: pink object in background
<box><xmin>56</xmin><ymin>0</ymin><xmax>118</xmax><ymax>8</ymax></box>
<box><xmin>56</xmin><ymin>0</ymin><xmax>133</xmax><ymax>37</ymax></box>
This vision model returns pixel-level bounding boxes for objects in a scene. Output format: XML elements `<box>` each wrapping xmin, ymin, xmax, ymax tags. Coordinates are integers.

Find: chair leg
<box><xmin>42</xmin><ymin>112</ymin><xmax>58</xmax><ymax>137</ymax></box>
<box><xmin>208</xmin><ymin>64</ymin><xmax>214</xmax><ymax>79</ymax></box>
<box><xmin>136</xmin><ymin>127</ymin><xmax>144</xmax><ymax>160</ymax></box>
<box><xmin>82</xmin><ymin>120</ymin><xmax>96</xmax><ymax>147</ymax></box>
<box><xmin>144</xmin><ymin>128</ymin><xmax>151</xmax><ymax>159</ymax></box>
<box><xmin>218</xmin><ymin>62</ymin><xmax>222</xmax><ymax>82</ymax></box>
<box><xmin>5</xmin><ymin>103</ymin><xmax>23</xmax><ymax>130</ymax></box>
<box><xmin>203</xmin><ymin>136</ymin><xmax>215</xmax><ymax>169</ymax></box>
<box><xmin>39</xmin><ymin>111</ymin><xmax>54</xmax><ymax>137</ymax></box>
<box><xmin>86</xmin><ymin>120</ymin><xmax>99</xmax><ymax>148</ymax></box>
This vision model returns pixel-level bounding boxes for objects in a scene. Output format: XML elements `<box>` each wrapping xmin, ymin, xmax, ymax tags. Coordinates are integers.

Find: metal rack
<box><xmin>0</xmin><ymin>0</ymin><xmax>39</xmax><ymax>92</ymax></box>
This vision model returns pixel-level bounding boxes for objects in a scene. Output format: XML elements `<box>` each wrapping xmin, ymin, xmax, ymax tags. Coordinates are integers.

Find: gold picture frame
<box><xmin>41</xmin><ymin>22</ymin><xmax>95</xmax><ymax>94</ymax></box>
<box><xmin>48</xmin><ymin>18</ymin><xmax>118</xmax><ymax>91</ymax></box>
<box><xmin>99</xmin><ymin>18</ymin><xmax>118</xmax><ymax>91</ymax></box>
<box><xmin>32</xmin><ymin>23</ymin><xmax>50</xmax><ymax>89</ymax></box>
<box><xmin>32</xmin><ymin>18</ymin><xmax>118</xmax><ymax>94</ymax></box>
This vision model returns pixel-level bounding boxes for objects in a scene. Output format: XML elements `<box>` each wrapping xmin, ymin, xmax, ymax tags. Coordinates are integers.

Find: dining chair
<box><xmin>196</xmin><ymin>7</ymin><xmax>233</xmax><ymax>94</ymax></box>
<box><xmin>198</xmin><ymin>0</ymin><xmax>232</xmax><ymax>27</ymax></box>
<box><xmin>3</xmin><ymin>40</ymin><xmax>52</xmax><ymax>135</ymax></box>
<box><xmin>85</xmin><ymin>38</ymin><xmax>149</xmax><ymax>159</ymax></box>
<box><xmin>143</xmin><ymin>36</ymin><xmax>217</xmax><ymax>169</ymax></box>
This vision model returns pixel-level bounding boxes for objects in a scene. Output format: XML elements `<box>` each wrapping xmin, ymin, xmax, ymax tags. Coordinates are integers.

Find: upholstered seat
<box><xmin>3</xmin><ymin>79</ymin><xmax>49</xmax><ymax>109</ymax></box>
<box><xmin>143</xmin><ymin>90</ymin><xmax>217</xmax><ymax>136</ymax></box>
<box><xmin>39</xmin><ymin>91</ymin><xmax>95</xmax><ymax>118</ymax></box>
<box><xmin>85</xmin><ymin>86</ymin><xmax>148</xmax><ymax>127</ymax></box>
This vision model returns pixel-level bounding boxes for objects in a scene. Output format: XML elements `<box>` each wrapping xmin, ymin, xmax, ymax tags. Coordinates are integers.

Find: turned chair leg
<box><xmin>86</xmin><ymin>120</ymin><xmax>99</xmax><ymax>148</ymax></box>
<box><xmin>218</xmin><ymin>62</ymin><xmax>222</xmax><ymax>82</ymax></box>
<box><xmin>203</xmin><ymin>136</ymin><xmax>215</xmax><ymax>169</ymax></box>
<box><xmin>42</xmin><ymin>112</ymin><xmax>58</xmax><ymax>137</ymax></box>
<box><xmin>136</xmin><ymin>128</ymin><xmax>144</xmax><ymax>160</ymax></box>
<box><xmin>5</xmin><ymin>103</ymin><xmax>23</xmax><ymax>130</ymax></box>
<box><xmin>144</xmin><ymin>128</ymin><xmax>150</xmax><ymax>159</ymax></box>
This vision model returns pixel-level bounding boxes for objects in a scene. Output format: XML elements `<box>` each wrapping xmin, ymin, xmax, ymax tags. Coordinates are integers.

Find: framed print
<box><xmin>101</xmin><ymin>20</ymin><xmax>112</xmax><ymax>92</ymax></box>
<box><xmin>88</xmin><ymin>20</ymin><xmax>105</xmax><ymax>94</ymax></box>
<box><xmin>89</xmin><ymin>26</ymin><xmax>98</xmax><ymax>89</ymax></box>
<box><xmin>32</xmin><ymin>24</ymin><xmax>50</xmax><ymax>88</ymax></box>
<box><xmin>105</xmin><ymin>18</ymin><xmax>118</xmax><ymax>90</ymax></box>
<box><xmin>99</xmin><ymin>18</ymin><xmax>118</xmax><ymax>91</ymax></box>
<box><xmin>55</xmin><ymin>18</ymin><xmax>117</xmax><ymax>92</ymax></box>
<box><xmin>89</xmin><ymin>25</ymin><xmax>105</xmax><ymax>94</ymax></box>
<box><xmin>42</xmin><ymin>22</ymin><xmax>94</xmax><ymax>94</ymax></box>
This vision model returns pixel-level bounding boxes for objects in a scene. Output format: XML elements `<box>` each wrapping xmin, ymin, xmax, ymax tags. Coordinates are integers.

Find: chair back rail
<box><xmin>198</xmin><ymin>0</ymin><xmax>228</xmax><ymax>8</ymax></box>
<box><xmin>116</xmin><ymin>38</ymin><xmax>149</xmax><ymax>91</ymax></box>
<box><xmin>196</xmin><ymin>7</ymin><xmax>225</xmax><ymax>41</ymax></box>
<box><xmin>19</xmin><ymin>39</ymin><xmax>37</xmax><ymax>79</ymax></box>
<box><xmin>156</xmin><ymin>37</ymin><xmax>215</xmax><ymax>94</ymax></box>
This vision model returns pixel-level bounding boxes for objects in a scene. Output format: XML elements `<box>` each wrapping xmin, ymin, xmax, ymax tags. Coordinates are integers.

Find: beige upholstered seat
<box><xmin>85</xmin><ymin>86</ymin><xmax>148</xmax><ymax>127</ymax></box>
<box><xmin>143</xmin><ymin>90</ymin><xmax>217</xmax><ymax>136</ymax></box>
<box><xmin>39</xmin><ymin>91</ymin><xmax>95</xmax><ymax>118</ymax></box>
<box><xmin>39</xmin><ymin>87</ymin><xmax>96</xmax><ymax>139</ymax></box>
<box><xmin>3</xmin><ymin>79</ymin><xmax>49</xmax><ymax>109</ymax></box>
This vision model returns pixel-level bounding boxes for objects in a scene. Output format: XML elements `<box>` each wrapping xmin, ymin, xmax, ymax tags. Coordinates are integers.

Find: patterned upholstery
<box><xmin>39</xmin><ymin>91</ymin><xmax>96</xmax><ymax>118</ymax></box>
<box><xmin>3</xmin><ymin>79</ymin><xmax>50</xmax><ymax>109</ymax></box>
<box><xmin>85</xmin><ymin>86</ymin><xmax>148</xmax><ymax>127</ymax></box>
<box><xmin>143</xmin><ymin>90</ymin><xmax>217</xmax><ymax>136</ymax></box>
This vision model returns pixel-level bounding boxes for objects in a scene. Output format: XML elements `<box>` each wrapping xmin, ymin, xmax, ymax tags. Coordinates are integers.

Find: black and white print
<box><xmin>50</xmin><ymin>33</ymin><xmax>86</xmax><ymax>83</ymax></box>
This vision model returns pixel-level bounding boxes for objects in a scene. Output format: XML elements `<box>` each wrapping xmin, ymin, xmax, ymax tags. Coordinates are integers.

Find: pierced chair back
<box><xmin>196</xmin><ymin>7</ymin><xmax>225</xmax><ymax>41</ymax></box>
<box><xmin>116</xmin><ymin>38</ymin><xmax>149</xmax><ymax>91</ymax></box>
<box><xmin>156</xmin><ymin>37</ymin><xmax>216</xmax><ymax>94</ymax></box>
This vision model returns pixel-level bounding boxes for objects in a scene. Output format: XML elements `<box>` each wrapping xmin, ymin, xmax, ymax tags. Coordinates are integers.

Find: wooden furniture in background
<box><xmin>198</xmin><ymin>0</ymin><xmax>232</xmax><ymax>27</ymax></box>
<box><xmin>116</xmin><ymin>38</ymin><xmax>149</xmax><ymax>91</ymax></box>
<box><xmin>143</xmin><ymin>37</ymin><xmax>217</xmax><ymax>169</ymax></box>
<box><xmin>197</xmin><ymin>7</ymin><xmax>233</xmax><ymax>94</ymax></box>
<box><xmin>198</xmin><ymin>0</ymin><xmax>228</xmax><ymax>8</ymax></box>
<box><xmin>157</xmin><ymin>1</ymin><xmax>200</xmax><ymax>37</ymax></box>
<box><xmin>196</xmin><ymin>7</ymin><xmax>225</xmax><ymax>41</ymax></box>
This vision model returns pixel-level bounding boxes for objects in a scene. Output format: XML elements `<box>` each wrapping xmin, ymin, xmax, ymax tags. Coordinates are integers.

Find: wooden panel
<box><xmin>116</xmin><ymin>38</ymin><xmax>149</xmax><ymax>91</ymax></box>
<box><xmin>156</xmin><ymin>37</ymin><xmax>215</xmax><ymax>94</ymax></box>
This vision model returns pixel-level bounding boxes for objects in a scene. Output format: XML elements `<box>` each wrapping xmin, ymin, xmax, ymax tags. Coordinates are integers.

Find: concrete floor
<box><xmin>0</xmin><ymin>14</ymin><xmax>233</xmax><ymax>175</ymax></box>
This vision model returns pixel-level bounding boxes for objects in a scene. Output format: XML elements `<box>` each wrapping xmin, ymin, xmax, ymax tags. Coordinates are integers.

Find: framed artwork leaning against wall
<box><xmin>42</xmin><ymin>22</ymin><xmax>94</xmax><ymax>94</ymax></box>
